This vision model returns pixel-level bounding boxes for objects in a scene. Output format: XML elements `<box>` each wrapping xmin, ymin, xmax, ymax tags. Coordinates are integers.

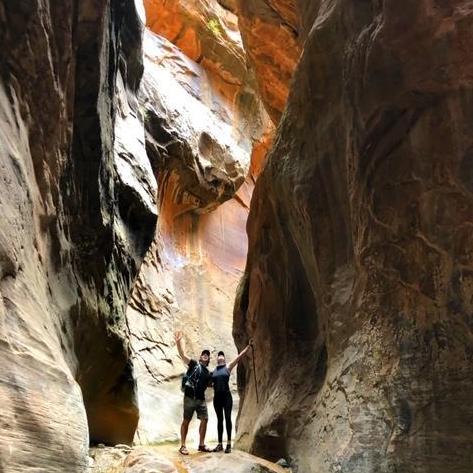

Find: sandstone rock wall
<box><xmin>235</xmin><ymin>2</ymin><xmax>473</xmax><ymax>472</ymax></box>
<box><xmin>0</xmin><ymin>1</ymin><xmax>156</xmax><ymax>471</ymax></box>
<box><xmin>236</xmin><ymin>0</ymin><xmax>301</xmax><ymax>123</ymax></box>
<box><xmin>144</xmin><ymin>0</ymin><xmax>255</xmax><ymax>114</ymax></box>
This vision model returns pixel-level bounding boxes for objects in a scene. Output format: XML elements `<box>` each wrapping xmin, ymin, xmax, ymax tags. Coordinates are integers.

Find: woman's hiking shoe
<box><xmin>179</xmin><ymin>446</ymin><xmax>189</xmax><ymax>455</ymax></box>
<box><xmin>225</xmin><ymin>444</ymin><xmax>232</xmax><ymax>454</ymax></box>
<box><xmin>213</xmin><ymin>443</ymin><xmax>223</xmax><ymax>452</ymax></box>
<box><xmin>198</xmin><ymin>445</ymin><xmax>212</xmax><ymax>452</ymax></box>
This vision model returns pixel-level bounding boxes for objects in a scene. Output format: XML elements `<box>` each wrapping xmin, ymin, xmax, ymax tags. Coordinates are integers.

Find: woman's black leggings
<box><xmin>213</xmin><ymin>392</ymin><xmax>233</xmax><ymax>443</ymax></box>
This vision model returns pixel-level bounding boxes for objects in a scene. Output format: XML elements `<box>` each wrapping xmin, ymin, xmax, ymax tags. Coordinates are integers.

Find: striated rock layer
<box><xmin>0</xmin><ymin>1</ymin><xmax>156</xmax><ymax>471</ymax></box>
<box><xmin>235</xmin><ymin>2</ymin><xmax>473</xmax><ymax>472</ymax></box>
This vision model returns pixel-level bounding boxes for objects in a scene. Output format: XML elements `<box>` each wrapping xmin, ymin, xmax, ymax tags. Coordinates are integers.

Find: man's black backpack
<box><xmin>181</xmin><ymin>362</ymin><xmax>201</xmax><ymax>393</ymax></box>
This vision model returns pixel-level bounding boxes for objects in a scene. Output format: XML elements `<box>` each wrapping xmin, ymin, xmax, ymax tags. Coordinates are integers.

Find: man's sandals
<box><xmin>198</xmin><ymin>445</ymin><xmax>212</xmax><ymax>452</ymax></box>
<box><xmin>179</xmin><ymin>445</ymin><xmax>189</xmax><ymax>455</ymax></box>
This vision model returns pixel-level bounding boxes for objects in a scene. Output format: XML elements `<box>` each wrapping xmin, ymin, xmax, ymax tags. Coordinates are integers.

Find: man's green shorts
<box><xmin>183</xmin><ymin>395</ymin><xmax>208</xmax><ymax>420</ymax></box>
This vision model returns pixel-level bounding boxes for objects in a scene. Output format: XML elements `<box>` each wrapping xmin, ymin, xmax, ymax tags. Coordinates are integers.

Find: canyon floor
<box><xmin>90</xmin><ymin>443</ymin><xmax>290</xmax><ymax>473</ymax></box>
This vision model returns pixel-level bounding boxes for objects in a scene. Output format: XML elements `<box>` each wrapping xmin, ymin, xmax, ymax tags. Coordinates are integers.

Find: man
<box><xmin>174</xmin><ymin>330</ymin><xmax>212</xmax><ymax>455</ymax></box>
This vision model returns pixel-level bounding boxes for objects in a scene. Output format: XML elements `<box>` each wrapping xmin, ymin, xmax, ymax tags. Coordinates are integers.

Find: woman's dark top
<box><xmin>212</xmin><ymin>364</ymin><xmax>231</xmax><ymax>394</ymax></box>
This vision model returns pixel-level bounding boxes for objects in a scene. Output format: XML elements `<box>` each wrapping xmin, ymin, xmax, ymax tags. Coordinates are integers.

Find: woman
<box><xmin>212</xmin><ymin>343</ymin><xmax>252</xmax><ymax>453</ymax></box>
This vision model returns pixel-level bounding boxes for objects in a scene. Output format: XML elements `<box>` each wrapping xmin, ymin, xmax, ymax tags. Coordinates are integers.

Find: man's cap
<box><xmin>217</xmin><ymin>351</ymin><xmax>225</xmax><ymax>357</ymax></box>
<box><xmin>201</xmin><ymin>349</ymin><xmax>210</xmax><ymax>357</ymax></box>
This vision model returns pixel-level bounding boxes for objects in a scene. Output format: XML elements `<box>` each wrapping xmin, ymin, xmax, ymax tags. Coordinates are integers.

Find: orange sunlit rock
<box><xmin>250</xmin><ymin>123</ymin><xmax>275</xmax><ymax>180</ymax></box>
<box><xmin>237</xmin><ymin>0</ymin><xmax>301</xmax><ymax>123</ymax></box>
<box><xmin>144</xmin><ymin>0</ymin><xmax>248</xmax><ymax>104</ymax></box>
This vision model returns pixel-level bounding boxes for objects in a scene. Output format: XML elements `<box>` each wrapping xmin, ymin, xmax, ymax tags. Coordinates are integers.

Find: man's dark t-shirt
<box><xmin>184</xmin><ymin>359</ymin><xmax>211</xmax><ymax>400</ymax></box>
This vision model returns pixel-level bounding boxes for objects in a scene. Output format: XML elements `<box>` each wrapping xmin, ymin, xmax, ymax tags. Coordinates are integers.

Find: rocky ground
<box><xmin>90</xmin><ymin>444</ymin><xmax>291</xmax><ymax>473</ymax></box>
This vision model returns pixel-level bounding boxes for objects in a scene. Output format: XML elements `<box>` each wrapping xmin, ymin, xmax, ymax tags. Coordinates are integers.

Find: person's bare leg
<box><xmin>181</xmin><ymin>418</ymin><xmax>190</xmax><ymax>447</ymax></box>
<box><xmin>199</xmin><ymin>418</ymin><xmax>208</xmax><ymax>446</ymax></box>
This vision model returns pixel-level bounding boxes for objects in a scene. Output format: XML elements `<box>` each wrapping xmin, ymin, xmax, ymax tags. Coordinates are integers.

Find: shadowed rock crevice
<box><xmin>234</xmin><ymin>199</ymin><xmax>329</xmax><ymax>462</ymax></box>
<box><xmin>66</xmin><ymin>0</ymin><xmax>157</xmax><ymax>447</ymax></box>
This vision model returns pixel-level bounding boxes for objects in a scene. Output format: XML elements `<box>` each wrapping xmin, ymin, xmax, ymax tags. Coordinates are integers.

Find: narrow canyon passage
<box><xmin>1</xmin><ymin>0</ymin><xmax>473</xmax><ymax>473</ymax></box>
<box><xmin>125</xmin><ymin>0</ymin><xmax>273</xmax><ymax>448</ymax></box>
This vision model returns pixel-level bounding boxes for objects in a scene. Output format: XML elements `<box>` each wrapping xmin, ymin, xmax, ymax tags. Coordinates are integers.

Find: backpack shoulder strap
<box><xmin>189</xmin><ymin>362</ymin><xmax>201</xmax><ymax>379</ymax></box>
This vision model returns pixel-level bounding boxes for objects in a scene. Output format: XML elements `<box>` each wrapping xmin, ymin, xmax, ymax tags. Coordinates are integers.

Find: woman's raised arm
<box><xmin>228</xmin><ymin>343</ymin><xmax>252</xmax><ymax>372</ymax></box>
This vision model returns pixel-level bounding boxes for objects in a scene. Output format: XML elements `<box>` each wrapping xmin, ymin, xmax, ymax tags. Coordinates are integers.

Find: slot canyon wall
<box><xmin>0</xmin><ymin>1</ymin><xmax>156</xmax><ymax>471</ymax></box>
<box><xmin>234</xmin><ymin>1</ymin><xmax>473</xmax><ymax>472</ymax></box>
<box><xmin>236</xmin><ymin>0</ymin><xmax>301</xmax><ymax>123</ymax></box>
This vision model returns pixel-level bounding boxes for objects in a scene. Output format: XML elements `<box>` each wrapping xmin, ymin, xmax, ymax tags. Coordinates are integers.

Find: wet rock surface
<box><xmin>235</xmin><ymin>1</ymin><xmax>473</xmax><ymax>472</ymax></box>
